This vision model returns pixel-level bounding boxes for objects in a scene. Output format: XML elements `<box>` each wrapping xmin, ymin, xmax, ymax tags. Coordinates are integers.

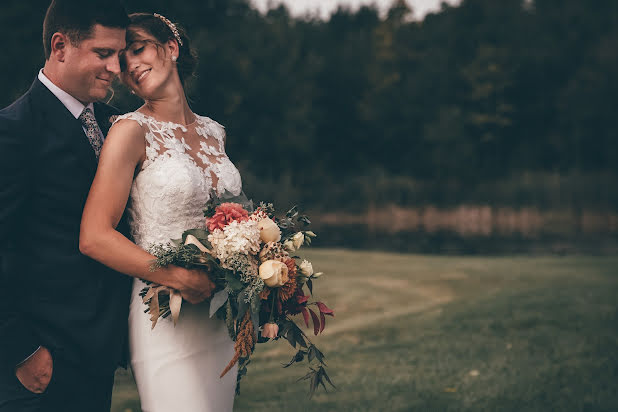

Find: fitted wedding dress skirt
<box><xmin>128</xmin><ymin>280</ymin><xmax>237</xmax><ymax>412</ymax></box>
<box><xmin>114</xmin><ymin>111</ymin><xmax>243</xmax><ymax>411</ymax></box>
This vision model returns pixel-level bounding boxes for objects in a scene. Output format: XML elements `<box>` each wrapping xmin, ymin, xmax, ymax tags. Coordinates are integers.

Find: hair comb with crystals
<box><xmin>153</xmin><ymin>13</ymin><xmax>183</xmax><ymax>46</ymax></box>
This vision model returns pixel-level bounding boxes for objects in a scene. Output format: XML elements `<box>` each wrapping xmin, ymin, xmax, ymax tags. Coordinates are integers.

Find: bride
<box><xmin>80</xmin><ymin>13</ymin><xmax>240</xmax><ymax>411</ymax></box>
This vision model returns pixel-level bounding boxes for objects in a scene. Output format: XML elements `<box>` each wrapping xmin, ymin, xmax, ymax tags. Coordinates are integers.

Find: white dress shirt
<box><xmin>38</xmin><ymin>69</ymin><xmax>103</xmax><ymax>140</ymax></box>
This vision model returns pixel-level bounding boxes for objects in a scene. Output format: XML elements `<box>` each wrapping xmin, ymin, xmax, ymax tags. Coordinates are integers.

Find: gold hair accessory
<box><xmin>153</xmin><ymin>13</ymin><xmax>183</xmax><ymax>46</ymax></box>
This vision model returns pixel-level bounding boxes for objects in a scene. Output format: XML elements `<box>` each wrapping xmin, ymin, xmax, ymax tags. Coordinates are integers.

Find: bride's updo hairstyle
<box><xmin>125</xmin><ymin>13</ymin><xmax>198</xmax><ymax>85</ymax></box>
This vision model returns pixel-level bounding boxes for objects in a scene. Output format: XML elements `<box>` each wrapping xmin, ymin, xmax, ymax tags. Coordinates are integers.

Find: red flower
<box><xmin>206</xmin><ymin>203</ymin><xmax>249</xmax><ymax>232</ymax></box>
<box><xmin>281</xmin><ymin>287</ymin><xmax>308</xmax><ymax>316</ymax></box>
<box><xmin>278</xmin><ymin>258</ymin><xmax>298</xmax><ymax>302</ymax></box>
<box><xmin>282</xmin><ymin>257</ymin><xmax>297</xmax><ymax>276</ymax></box>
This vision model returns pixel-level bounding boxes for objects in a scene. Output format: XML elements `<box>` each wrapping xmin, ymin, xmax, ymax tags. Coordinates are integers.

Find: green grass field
<box><xmin>111</xmin><ymin>250</ymin><xmax>618</xmax><ymax>411</ymax></box>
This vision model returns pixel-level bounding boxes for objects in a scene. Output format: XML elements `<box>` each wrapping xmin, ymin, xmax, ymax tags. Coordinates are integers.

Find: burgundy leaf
<box><xmin>308</xmin><ymin>308</ymin><xmax>320</xmax><ymax>336</ymax></box>
<box><xmin>296</xmin><ymin>294</ymin><xmax>310</xmax><ymax>305</ymax></box>
<box><xmin>320</xmin><ymin>311</ymin><xmax>326</xmax><ymax>333</ymax></box>
<box><xmin>301</xmin><ymin>307</ymin><xmax>310</xmax><ymax>328</ymax></box>
<box><xmin>316</xmin><ymin>302</ymin><xmax>334</xmax><ymax>316</ymax></box>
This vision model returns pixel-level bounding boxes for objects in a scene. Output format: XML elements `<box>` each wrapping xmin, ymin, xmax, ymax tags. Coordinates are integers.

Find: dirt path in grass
<box><xmin>322</xmin><ymin>281</ymin><xmax>455</xmax><ymax>335</ymax></box>
<box><xmin>258</xmin><ymin>279</ymin><xmax>456</xmax><ymax>359</ymax></box>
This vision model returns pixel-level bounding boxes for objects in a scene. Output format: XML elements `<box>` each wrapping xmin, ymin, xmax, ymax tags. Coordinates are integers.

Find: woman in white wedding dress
<box><xmin>80</xmin><ymin>13</ymin><xmax>239</xmax><ymax>411</ymax></box>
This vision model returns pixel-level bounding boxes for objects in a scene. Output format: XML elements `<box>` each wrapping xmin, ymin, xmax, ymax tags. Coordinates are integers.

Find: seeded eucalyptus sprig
<box><xmin>257</xmin><ymin>201</ymin><xmax>275</xmax><ymax>217</ymax></box>
<box><xmin>148</xmin><ymin>243</ymin><xmax>209</xmax><ymax>271</ymax></box>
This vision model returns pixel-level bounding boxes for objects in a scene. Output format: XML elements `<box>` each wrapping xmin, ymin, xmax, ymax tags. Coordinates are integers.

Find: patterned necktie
<box><xmin>79</xmin><ymin>107</ymin><xmax>104</xmax><ymax>158</ymax></box>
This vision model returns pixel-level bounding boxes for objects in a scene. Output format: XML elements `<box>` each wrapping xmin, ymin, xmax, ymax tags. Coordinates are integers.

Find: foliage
<box><xmin>2</xmin><ymin>0</ymin><xmax>616</xmax><ymax>208</ymax></box>
<box><xmin>143</xmin><ymin>198</ymin><xmax>334</xmax><ymax>396</ymax></box>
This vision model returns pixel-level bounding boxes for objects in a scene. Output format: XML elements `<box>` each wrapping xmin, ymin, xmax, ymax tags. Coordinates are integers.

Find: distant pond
<box><xmin>308</xmin><ymin>206</ymin><xmax>618</xmax><ymax>254</ymax></box>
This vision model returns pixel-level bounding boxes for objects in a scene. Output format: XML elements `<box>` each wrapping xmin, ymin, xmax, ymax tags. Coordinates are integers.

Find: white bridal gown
<box><xmin>114</xmin><ymin>111</ymin><xmax>242</xmax><ymax>412</ymax></box>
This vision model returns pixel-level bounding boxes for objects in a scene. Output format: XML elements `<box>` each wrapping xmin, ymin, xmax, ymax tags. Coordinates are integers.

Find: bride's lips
<box><xmin>134</xmin><ymin>68</ymin><xmax>151</xmax><ymax>84</ymax></box>
<box><xmin>96</xmin><ymin>77</ymin><xmax>111</xmax><ymax>84</ymax></box>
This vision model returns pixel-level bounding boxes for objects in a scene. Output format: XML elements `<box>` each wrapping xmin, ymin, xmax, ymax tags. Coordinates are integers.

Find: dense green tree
<box><xmin>0</xmin><ymin>0</ymin><xmax>616</xmax><ymax>209</ymax></box>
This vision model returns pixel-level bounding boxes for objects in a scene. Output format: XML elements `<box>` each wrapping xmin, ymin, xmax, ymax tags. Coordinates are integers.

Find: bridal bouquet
<box><xmin>141</xmin><ymin>194</ymin><xmax>335</xmax><ymax>396</ymax></box>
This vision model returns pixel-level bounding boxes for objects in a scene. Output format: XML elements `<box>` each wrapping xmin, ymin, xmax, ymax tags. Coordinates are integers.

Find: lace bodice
<box><xmin>113</xmin><ymin>111</ymin><xmax>243</xmax><ymax>248</ymax></box>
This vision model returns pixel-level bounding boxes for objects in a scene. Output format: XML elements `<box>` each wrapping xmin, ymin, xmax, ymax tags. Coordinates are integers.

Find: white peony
<box><xmin>208</xmin><ymin>220</ymin><xmax>261</xmax><ymax>262</ymax></box>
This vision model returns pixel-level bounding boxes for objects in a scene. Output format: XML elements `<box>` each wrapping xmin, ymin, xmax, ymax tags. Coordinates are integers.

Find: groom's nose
<box><xmin>106</xmin><ymin>56</ymin><xmax>122</xmax><ymax>75</ymax></box>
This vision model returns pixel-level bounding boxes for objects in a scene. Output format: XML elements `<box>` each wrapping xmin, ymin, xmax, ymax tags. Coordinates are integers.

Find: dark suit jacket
<box><xmin>0</xmin><ymin>78</ymin><xmax>132</xmax><ymax>377</ymax></box>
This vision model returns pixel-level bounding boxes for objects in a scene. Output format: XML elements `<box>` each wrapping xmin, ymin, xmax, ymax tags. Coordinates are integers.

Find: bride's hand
<box><xmin>171</xmin><ymin>266</ymin><xmax>216</xmax><ymax>304</ymax></box>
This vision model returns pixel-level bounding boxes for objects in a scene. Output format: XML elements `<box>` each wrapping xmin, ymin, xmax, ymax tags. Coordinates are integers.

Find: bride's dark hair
<box><xmin>125</xmin><ymin>13</ymin><xmax>198</xmax><ymax>85</ymax></box>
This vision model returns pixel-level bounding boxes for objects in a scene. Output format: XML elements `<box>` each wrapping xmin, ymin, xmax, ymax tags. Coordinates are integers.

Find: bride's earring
<box><xmin>171</xmin><ymin>55</ymin><xmax>177</xmax><ymax>62</ymax></box>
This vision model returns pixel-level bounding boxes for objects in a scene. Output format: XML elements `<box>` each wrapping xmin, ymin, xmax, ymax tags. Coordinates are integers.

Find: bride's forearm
<box><xmin>79</xmin><ymin>228</ymin><xmax>182</xmax><ymax>289</ymax></box>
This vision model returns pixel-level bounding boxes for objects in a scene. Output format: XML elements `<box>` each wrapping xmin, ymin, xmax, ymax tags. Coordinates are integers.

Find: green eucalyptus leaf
<box><xmin>225</xmin><ymin>272</ymin><xmax>244</xmax><ymax>292</ymax></box>
<box><xmin>250</xmin><ymin>296</ymin><xmax>261</xmax><ymax>340</ymax></box>
<box><xmin>237</xmin><ymin>292</ymin><xmax>249</xmax><ymax>319</ymax></box>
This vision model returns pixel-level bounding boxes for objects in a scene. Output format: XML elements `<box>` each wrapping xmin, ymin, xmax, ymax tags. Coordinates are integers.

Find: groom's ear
<box><xmin>50</xmin><ymin>32</ymin><xmax>68</xmax><ymax>62</ymax></box>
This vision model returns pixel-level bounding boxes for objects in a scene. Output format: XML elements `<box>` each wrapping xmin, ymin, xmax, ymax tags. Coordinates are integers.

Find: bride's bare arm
<box><xmin>79</xmin><ymin>120</ymin><xmax>214</xmax><ymax>303</ymax></box>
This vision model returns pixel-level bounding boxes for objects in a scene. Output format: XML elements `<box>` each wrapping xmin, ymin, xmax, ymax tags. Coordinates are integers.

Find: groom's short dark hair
<box><xmin>43</xmin><ymin>0</ymin><xmax>129</xmax><ymax>59</ymax></box>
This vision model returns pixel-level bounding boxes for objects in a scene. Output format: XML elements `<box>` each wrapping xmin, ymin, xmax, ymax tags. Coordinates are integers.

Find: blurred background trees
<box><xmin>1</xmin><ymin>0</ymin><xmax>616</xmax><ymax>212</ymax></box>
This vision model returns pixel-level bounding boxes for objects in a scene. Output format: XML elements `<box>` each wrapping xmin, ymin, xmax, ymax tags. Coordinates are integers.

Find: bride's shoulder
<box><xmin>110</xmin><ymin>111</ymin><xmax>151</xmax><ymax>127</ymax></box>
<box><xmin>195</xmin><ymin>114</ymin><xmax>224</xmax><ymax>128</ymax></box>
<box><xmin>100</xmin><ymin>113</ymin><xmax>146</xmax><ymax>162</ymax></box>
<box><xmin>107</xmin><ymin>112</ymin><xmax>147</xmax><ymax>143</ymax></box>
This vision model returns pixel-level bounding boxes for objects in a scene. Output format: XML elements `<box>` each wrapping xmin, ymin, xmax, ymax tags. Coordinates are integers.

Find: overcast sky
<box><xmin>250</xmin><ymin>0</ymin><xmax>461</xmax><ymax>20</ymax></box>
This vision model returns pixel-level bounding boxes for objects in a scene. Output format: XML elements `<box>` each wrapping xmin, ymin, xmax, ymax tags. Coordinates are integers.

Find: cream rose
<box><xmin>259</xmin><ymin>260</ymin><xmax>289</xmax><ymax>287</ymax></box>
<box><xmin>299</xmin><ymin>259</ymin><xmax>314</xmax><ymax>277</ymax></box>
<box><xmin>292</xmin><ymin>232</ymin><xmax>305</xmax><ymax>250</ymax></box>
<box><xmin>257</xmin><ymin>218</ymin><xmax>281</xmax><ymax>243</ymax></box>
<box><xmin>283</xmin><ymin>239</ymin><xmax>296</xmax><ymax>252</ymax></box>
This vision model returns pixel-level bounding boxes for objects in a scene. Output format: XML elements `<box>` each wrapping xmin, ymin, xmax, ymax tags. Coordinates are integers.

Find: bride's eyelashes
<box><xmin>120</xmin><ymin>43</ymin><xmax>148</xmax><ymax>72</ymax></box>
<box><xmin>127</xmin><ymin>42</ymin><xmax>146</xmax><ymax>56</ymax></box>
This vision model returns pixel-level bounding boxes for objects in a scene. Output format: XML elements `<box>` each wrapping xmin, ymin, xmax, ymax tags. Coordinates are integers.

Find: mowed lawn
<box><xmin>111</xmin><ymin>250</ymin><xmax>618</xmax><ymax>411</ymax></box>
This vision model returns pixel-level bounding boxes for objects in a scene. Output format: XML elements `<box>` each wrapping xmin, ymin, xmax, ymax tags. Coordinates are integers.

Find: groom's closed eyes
<box><xmin>93</xmin><ymin>48</ymin><xmax>118</xmax><ymax>59</ymax></box>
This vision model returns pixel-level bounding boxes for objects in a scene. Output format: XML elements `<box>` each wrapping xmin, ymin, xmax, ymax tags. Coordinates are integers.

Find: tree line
<box><xmin>1</xmin><ymin>0</ymin><xmax>616</xmax><ymax>210</ymax></box>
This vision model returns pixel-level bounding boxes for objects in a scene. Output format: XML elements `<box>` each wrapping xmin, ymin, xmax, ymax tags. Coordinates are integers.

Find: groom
<box><xmin>0</xmin><ymin>1</ymin><xmax>131</xmax><ymax>411</ymax></box>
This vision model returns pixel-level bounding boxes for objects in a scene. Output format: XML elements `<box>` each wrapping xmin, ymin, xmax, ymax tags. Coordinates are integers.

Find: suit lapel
<box><xmin>29</xmin><ymin>79</ymin><xmax>98</xmax><ymax>174</ymax></box>
<box><xmin>94</xmin><ymin>102</ymin><xmax>116</xmax><ymax>138</ymax></box>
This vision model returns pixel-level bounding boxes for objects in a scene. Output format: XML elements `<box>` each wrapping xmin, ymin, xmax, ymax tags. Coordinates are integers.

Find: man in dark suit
<box><xmin>0</xmin><ymin>1</ymin><xmax>131</xmax><ymax>410</ymax></box>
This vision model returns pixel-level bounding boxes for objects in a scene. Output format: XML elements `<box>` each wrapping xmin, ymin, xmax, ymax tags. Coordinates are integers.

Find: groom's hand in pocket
<box><xmin>173</xmin><ymin>266</ymin><xmax>216</xmax><ymax>304</ymax></box>
<box><xmin>15</xmin><ymin>346</ymin><xmax>53</xmax><ymax>393</ymax></box>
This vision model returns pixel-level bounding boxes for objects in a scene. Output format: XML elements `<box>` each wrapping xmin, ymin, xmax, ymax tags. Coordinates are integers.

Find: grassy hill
<box><xmin>111</xmin><ymin>250</ymin><xmax>618</xmax><ymax>411</ymax></box>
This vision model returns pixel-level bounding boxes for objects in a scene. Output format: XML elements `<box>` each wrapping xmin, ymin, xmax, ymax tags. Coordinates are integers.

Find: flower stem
<box><xmin>268</xmin><ymin>289</ymin><xmax>277</xmax><ymax>323</ymax></box>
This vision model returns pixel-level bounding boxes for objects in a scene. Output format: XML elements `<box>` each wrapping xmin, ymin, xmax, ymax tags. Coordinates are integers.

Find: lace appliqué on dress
<box><xmin>112</xmin><ymin>111</ymin><xmax>243</xmax><ymax>249</ymax></box>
